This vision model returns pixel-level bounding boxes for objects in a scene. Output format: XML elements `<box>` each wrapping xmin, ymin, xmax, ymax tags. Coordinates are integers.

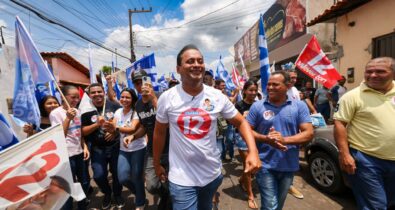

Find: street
<box><xmin>86</xmin><ymin>154</ymin><xmax>356</xmax><ymax>210</ymax></box>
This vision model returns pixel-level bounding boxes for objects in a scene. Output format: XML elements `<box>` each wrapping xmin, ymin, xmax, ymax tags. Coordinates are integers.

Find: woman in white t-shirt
<box><xmin>114</xmin><ymin>88</ymin><xmax>147</xmax><ymax>209</ymax></box>
<box><xmin>49</xmin><ymin>85</ymin><xmax>89</xmax><ymax>210</ymax></box>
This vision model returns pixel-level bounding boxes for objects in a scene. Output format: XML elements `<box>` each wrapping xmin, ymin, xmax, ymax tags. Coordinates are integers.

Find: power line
<box><xmin>10</xmin><ymin>0</ymin><xmax>130</xmax><ymax>60</ymax></box>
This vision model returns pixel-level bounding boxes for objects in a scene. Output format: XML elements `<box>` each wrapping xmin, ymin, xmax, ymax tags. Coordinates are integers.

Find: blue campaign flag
<box><xmin>101</xmin><ymin>71</ymin><xmax>108</xmax><ymax>94</ymax></box>
<box><xmin>47</xmin><ymin>64</ymin><xmax>62</xmax><ymax>104</ymax></box>
<box><xmin>158</xmin><ymin>74</ymin><xmax>168</xmax><ymax>91</ymax></box>
<box><xmin>216</xmin><ymin>56</ymin><xmax>236</xmax><ymax>90</ymax></box>
<box><xmin>35</xmin><ymin>83</ymin><xmax>51</xmax><ymax>102</ymax></box>
<box><xmin>259</xmin><ymin>14</ymin><xmax>270</xmax><ymax>95</ymax></box>
<box><xmin>126</xmin><ymin>53</ymin><xmax>159</xmax><ymax>91</ymax></box>
<box><xmin>13</xmin><ymin>17</ymin><xmax>44</xmax><ymax>128</ymax></box>
<box><xmin>0</xmin><ymin>112</ymin><xmax>19</xmax><ymax>152</ymax></box>
<box><xmin>170</xmin><ymin>72</ymin><xmax>176</xmax><ymax>80</ymax></box>
<box><xmin>111</xmin><ymin>55</ymin><xmax>121</xmax><ymax>100</ymax></box>
<box><xmin>114</xmin><ymin>80</ymin><xmax>121</xmax><ymax>100</ymax></box>
<box><xmin>15</xmin><ymin>16</ymin><xmax>53</xmax><ymax>85</ymax></box>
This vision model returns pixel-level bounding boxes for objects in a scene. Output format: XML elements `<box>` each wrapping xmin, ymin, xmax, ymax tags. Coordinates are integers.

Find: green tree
<box><xmin>101</xmin><ymin>66</ymin><xmax>112</xmax><ymax>75</ymax></box>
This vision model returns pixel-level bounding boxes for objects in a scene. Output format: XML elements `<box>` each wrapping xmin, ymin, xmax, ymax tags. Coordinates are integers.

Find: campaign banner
<box><xmin>234</xmin><ymin>0</ymin><xmax>306</xmax><ymax>63</ymax></box>
<box><xmin>0</xmin><ymin>125</ymin><xmax>85</xmax><ymax>210</ymax></box>
<box><xmin>295</xmin><ymin>36</ymin><xmax>342</xmax><ymax>89</ymax></box>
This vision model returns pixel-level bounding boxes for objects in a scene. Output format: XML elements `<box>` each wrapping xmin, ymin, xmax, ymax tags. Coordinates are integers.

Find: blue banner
<box><xmin>14</xmin><ymin>16</ymin><xmax>53</xmax><ymax>85</ymax></box>
<box><xmin>13</xmin><ymin>17</ymin><xmax>44</xmax><ymax>128</ymax></box>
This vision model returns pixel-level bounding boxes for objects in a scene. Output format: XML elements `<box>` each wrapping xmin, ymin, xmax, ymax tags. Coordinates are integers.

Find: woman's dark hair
<box><xmin>242</xmin><ymin>79</ymin><xmax>258</xmax><ymax>99</ymax></box>
<box><xmin>39</xmin><ymin>95</ymin><xmax>60</xmax><ymax>117</ymax></box>
<box><xmin>121</xmin><ymin>88</ymin><xmax>138</xmax><ymax>110</ymax></box>
<box><xmin>61</xmin><ymin>85</ymin><xmax>78</xmax><ymax>95</ymax></box>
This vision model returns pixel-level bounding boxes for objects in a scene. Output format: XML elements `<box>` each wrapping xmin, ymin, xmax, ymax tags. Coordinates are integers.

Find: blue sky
<box><xmin>0</xmin><ymin>0</ymin><xmax>275</xmax><ymax>77</ymax></box>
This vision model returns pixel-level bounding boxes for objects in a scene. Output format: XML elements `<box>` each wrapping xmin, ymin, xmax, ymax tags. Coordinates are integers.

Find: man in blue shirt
<box><xmin>247</xmin><ymin>71</ymin><xmax>313</xmax><ymax>210</ymax></box>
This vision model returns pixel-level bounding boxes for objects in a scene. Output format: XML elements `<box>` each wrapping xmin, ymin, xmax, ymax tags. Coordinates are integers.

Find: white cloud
<box><xmin>0</xmin><ymin>19</ymin><xmax>7</xmax><ymax>27</ymax></box>
<box><xmin>24</xmin><ymin>0</ymin><xmax>276</xmax><ymax>78</ymax></box>
<box><xmin>153</xmin><ymin>13</ymin><xmax>162</xmax><ymax>25</ymax></box>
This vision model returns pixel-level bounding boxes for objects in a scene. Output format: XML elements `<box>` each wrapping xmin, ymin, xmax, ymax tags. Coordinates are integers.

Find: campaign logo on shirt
<box><xmin>177</xmin><ymin>108</ymin><xmax>211</xmax><ymax>140</ymax></box>
<box><xmin>263</xmin><ymin>110</ymin><xmax>275</xmax><ymax>120</ymax></box>
<box><xmin>203</xmin><ymin>98</ymin><xmax>215</xmax><ymax>111</ymax></box>
<box><xmin>91</xmin><ymin>115</ymin><xmax>97</xmax><ymax>123</ymax></box>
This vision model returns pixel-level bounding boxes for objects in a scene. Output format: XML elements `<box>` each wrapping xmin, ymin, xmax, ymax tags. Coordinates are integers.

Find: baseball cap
<box><xmin>205</xmin><ymin>70</ymin><xmax>213</xmax><ymax>77</ymax></box>
<box><xmin>131</xmin><ymin>70</ymin><xmax>148</xmax><ymax>82</ymax></box>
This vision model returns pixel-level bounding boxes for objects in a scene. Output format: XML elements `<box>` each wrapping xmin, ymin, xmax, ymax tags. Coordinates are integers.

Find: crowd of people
<box><xmin>20</xmin><ymin>44</ymin><xmax>395</xmax><ymax>210</ymax></box>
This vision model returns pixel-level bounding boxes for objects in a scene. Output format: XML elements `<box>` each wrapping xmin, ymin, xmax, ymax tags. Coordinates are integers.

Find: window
<box><xmin>372</xmin><ymin>32</ymin><xmax>395</xmax><ymax>58</ymax></box>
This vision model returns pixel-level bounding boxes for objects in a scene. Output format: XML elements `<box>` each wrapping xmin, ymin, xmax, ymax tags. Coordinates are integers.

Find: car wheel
<box><xmin>308</xmin><ymin>151</ymin><xmax>345</xmax><ymax>194</ymax></box>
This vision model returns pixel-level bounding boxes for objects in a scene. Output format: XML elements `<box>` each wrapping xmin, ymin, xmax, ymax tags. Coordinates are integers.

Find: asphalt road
<box><xmin>85</xmin><ymin>154</ymin><xmax>356</xmax><ymax>210</ymax></box>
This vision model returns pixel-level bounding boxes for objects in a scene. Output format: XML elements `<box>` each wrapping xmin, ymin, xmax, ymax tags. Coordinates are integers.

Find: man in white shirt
<box><xmin>153</xmin><ymin>44</ymin><xmax>261</xmax><ymax>210</ymax></box>
<box><xmin>287</xmin><ymin>70</ymin><xmax>301</xmax><ymax>101</ymax></box>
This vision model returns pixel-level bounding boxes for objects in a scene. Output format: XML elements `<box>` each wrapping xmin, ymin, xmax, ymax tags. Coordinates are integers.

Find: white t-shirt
<box><xmin>50</xmin><ymin>106</ymin><xmax>83</xmax><ymax>157</ymax></box>
<box><xmin>287</xmin><ymin>86</ymin><xmax>300</xmax><ymax>101</ymax></box>
<box><xmin>156</xmin><ymin>85</ymin><xmax>238</xmax><ymax>187</ymax></box>
<box><xmin>114</xmin><ymin>108</ymin><xmax>146</xmax><ymax>152</ymax></box>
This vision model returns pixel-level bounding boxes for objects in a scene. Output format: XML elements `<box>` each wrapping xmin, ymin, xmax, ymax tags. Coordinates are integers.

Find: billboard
<box><xmin>234</xmin><ymin>0</ymin><xmax>306</xmax><ymax>63</ymax></box>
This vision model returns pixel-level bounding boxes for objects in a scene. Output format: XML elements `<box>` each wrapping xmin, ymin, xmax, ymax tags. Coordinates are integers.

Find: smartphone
<box><xmin>142</xmin><ymin>76</ymin><xmax>151</xmax><ymax>86</ymax></box>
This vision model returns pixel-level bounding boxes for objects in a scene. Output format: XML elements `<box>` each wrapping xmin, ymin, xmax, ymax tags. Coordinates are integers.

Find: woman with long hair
<box><xmin>114</xmin><ymin>88</ymin><xmax>147</xmax><ymax>210</ymax></box>
<box><xmin>235</xmin><ymin>79</ymin><xmax>259</xmax><ymax>209</ymax></box>
<box><xmin>49</xmin><ymin>85</ymin><xmax>89</xmax><ymax>210</ymax></box>
<box><xmin>23</xmin><ymin>95</ymin><xmax>60</xmax><ymax>137</ymax></box>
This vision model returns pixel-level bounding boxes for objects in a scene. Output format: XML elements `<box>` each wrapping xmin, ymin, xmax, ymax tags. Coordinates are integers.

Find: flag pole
<box><xmin>102</xmin><ymin>96</ymin><xmax>107</xmax><ymax>116</ymax></box>
<box><xmin>53</xmin><ymin>80</ymin><xmax>71</xmax><ymax>109</ymax></box>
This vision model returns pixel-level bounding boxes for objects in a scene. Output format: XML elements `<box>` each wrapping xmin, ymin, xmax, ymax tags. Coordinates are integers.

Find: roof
<box><xmin>307</xmin><ymin>0</ymin><xmax>371</xmax><ymax>26</ymax></box>
<box><xmin>40</xmin><ymin>52</ymin><xmax>89</xmax><ymax>76</ymax></box>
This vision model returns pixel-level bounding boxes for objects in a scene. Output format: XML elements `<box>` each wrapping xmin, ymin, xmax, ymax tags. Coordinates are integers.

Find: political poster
<box><xmin>0</xmin><ymin>125</ymin><xmax>85</xmax><ymax>210</ymax></box>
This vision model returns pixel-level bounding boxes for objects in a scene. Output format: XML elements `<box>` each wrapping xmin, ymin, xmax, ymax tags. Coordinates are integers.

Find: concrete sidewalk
<box><xmin>86</xmin><ymin>156</ymin><xmax>356</xmax><ymax>210</ymax></box>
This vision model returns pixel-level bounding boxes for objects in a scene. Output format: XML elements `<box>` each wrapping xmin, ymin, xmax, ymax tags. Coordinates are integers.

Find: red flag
<box><xmin>231</xmin><ymin>64</ymin><xmax>245</xmax><ymax>88</ymax></box>
<box><xmin>295</xmin><ymin>36</ymin><xmax>342</xmax><ymax>89</ymax></box>
<box><xmin>78</xmin><ymin>87</ymin><xmax>84</xmax><ymax>99</ymax></box>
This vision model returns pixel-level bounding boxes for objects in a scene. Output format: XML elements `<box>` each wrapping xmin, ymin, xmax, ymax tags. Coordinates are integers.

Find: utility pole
<box><xmin>129</xmin><ymin>7</ymin><xmax>152</xmax><ymax>62</ymax></box>
<box><xmin>0</xmin><ymin>26</ymin><xmax>6</xmax><ymax>46</ymax></box>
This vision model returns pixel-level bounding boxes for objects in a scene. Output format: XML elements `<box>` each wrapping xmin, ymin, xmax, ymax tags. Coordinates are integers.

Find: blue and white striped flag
<box><xmin>0</xmin><ymin>112</ymin><xmax>19</xmax><ymax>152</ymax></box>
<box><xmin>216</xmin><ymin>56</ymin><xmax>236</xmax><ymax>90</ymax></box>
<box><xmin>158</xmin><ymin>74</ymin><xmax>168</xmax><ymax>91</ymax></box>
<box><xmin>126</xmin><ymin>53</ymin><xmax>159</xmax><ymax>91</ymax></box>
<box><xmin>259</xmin><ymin>14</ymin><xmax>270</xmax><ymax>95</ymax></box>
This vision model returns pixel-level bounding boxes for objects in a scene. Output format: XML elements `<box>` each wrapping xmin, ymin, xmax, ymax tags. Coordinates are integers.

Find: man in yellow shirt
<box><xmin>333</xmin><ymin>57</ymin><xmax>395</xmax><ymax>210</ymax></box>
